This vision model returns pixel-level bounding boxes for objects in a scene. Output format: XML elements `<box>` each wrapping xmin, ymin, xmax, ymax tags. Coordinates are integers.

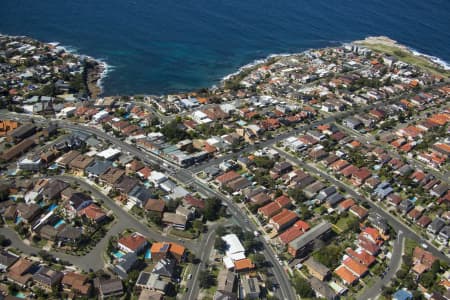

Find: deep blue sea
<box><xmin>1</xmin><ymin>0</ymin><xmax>449</xmax><ymax>95</ymax></box>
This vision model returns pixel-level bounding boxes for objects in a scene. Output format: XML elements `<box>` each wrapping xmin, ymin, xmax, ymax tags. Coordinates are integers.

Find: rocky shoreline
<box><xmin>86</xmin><ymin>61</ymin><xmax>105</xmax><ymax>99</ymax></box>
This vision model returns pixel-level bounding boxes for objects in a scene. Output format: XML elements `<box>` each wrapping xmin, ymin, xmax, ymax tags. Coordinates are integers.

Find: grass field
<box><xmin>357</xmin><ymin>42</ymin><xmax>450</xmax><ymax>77</ymax></box>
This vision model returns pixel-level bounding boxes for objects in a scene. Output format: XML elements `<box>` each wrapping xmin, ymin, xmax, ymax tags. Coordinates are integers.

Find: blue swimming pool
<box><xmin>145</xmin><ymin>248</ymin><xmax>151</xmax><ymax>260</ymax></box>
<box><xmin>15</xmin><ymin>216</ymin><xmax>23</xmax><ymax>224</ymax></box>
<box><xmin>14</xmin><ymin>292</ymin><xmax>26</xmax><ymax>299</ymax></box>
<box><xmin>113</xmin><ymin>251</ymin><xmax>125</xmax><ymax>259</ymax></box>
<box><xmin>48</xmin><ymin>204</ymin><xmax>58</xmax><ymax>212</ymax></box>
<box><xmin>54</xmin><ymin>219</ymin><xmax>65</xmax><ymax>228</ymax></box>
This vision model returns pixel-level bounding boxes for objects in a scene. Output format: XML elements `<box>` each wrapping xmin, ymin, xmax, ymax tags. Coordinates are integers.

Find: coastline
<box><xmin>1</xmin><ymin>33</ymin><xmax>449</xmax><ymax>98</ymax></box>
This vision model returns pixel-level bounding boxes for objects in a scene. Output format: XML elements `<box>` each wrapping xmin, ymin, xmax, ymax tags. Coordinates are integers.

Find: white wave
<box><xmin>95</xmin><ymin>59</ymin><xmax>115</xmax><ymax>94</ymax></box>
<box><xmin>408</xmin><ymin>48</ymin><xmax>450</xmax><ymax>70</ymax></box>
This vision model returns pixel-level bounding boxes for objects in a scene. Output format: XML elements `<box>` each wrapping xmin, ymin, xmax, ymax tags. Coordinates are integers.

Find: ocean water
<box><xmin>1</xmin><ymin>0</ymin><xmax>449</xmax><ymax>95</ymax></box>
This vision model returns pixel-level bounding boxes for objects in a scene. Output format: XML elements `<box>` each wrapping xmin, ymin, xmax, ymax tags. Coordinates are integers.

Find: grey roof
<box><xmin>85</xmin><ymin>160</ymin><xmax>113</xmax><ymax>176</ymax></box>
<box><xmin>43</xmin><ymin>179</ymin><xmax>69</xmax><ymax>200</ymax></box>
<box><xmin>114</xmin><ymin>176</ymin><xmax>139</xmax><ymax>194</ymax></box>
<box><xmin>136</xmin><ymin>272</ymin><xmax>167</xmax><ymax>292</ymax></box>
<box><xmin>309</xmin><ymin>277</ymin><xmax>337</xmax><ymax>300</ymax></box>
<box><xmin>0</xmin><ymin>251</ymin><xmax>19</xmax><ymax>270</ymax></box>
<box><xmin>32</xmin><ymin>266</ymin><xmax>63</xmax><ymax>286</ymax></box>
<box><xmin>428</xmin><ymin>217</ymin><xmax>446</xmax><ymax>234</ymax></box>
<box><xmin>98</xmin><ymin>278</ymin><xmax>123</xmax><ymax>296</ymax></box>
<box><xmin>289</xmin><ymin>221</ymin><xmax>332</xmax><ymax>251</ymax></box>
<box><xmin>113</xmin><ymin>252</ymin><xmax>138</xmax><ymax>279</ymax></box>
<box><xmin>56</xmin><ymin>225</ymin><xmax>82</xmax><ymax>241</ymax></box>
<box><xmin>128</xmin><ymin>185</ymin><xmax>153</xmax><ymax>205</ymax></box>
<box><xmin>325</xmin><ymin>193</ymin><xmax>344</xmax><ymax>206</ymax></box>
<box><xmin>152</xmin><ymin>258</ymin><xmax>176</xmax><ymax>278</ymax></box>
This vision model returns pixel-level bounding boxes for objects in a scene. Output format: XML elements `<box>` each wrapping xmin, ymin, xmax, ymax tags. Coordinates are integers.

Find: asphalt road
<box><xmin>183</xmin><ymin>223</ymin><xmax>219</xmax><ymax>300</ymax></box>
<box><xmin>275</xmin><ymin>147</ymin><xmax>450</xmax><ymax>264</ymax></box>
<box><xmin>358</xmin><ymin>231</ymin><xmax>405</xmax><ymax>300</ymax></box>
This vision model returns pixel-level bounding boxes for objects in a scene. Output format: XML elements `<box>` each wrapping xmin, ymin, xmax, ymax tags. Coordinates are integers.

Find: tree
<box><xmin>193</xmin><ymin>220</ymin><xmax>205</xmax><ymax>233</ymax></box>
<box><xmin>292</xmin><ymin>275</ymin><xmax>314</xmax><ymax>298</ymax></box>
<box><xmin>0</xmin><ymin>234</ymin><xmax>11</xmax><ymax>247</ymax></box>
<box><xmin>253</xmin><ymin>156</ymin><xmax>275</xmax><ymax>169</ymax></box>
<box><xmin>147</xmin><ymin>211</ymin><xmax>162</xmax><ymax>225</ymax></box>
<box><xmin>313</xmin><ymin>244</ymin><xmax>343</xmax><ymax>269</ymax></box>
<box><xmin>203</xmin><ymin>198</ymin><xmax>222</xmax><ymax>221</ymax></box>
<box><xmin>288</xmin><ymin>188</ymin><xmax>307</xmax><ymax>203</ymax></box>
<box><xmin>216</xmin><ymin>225</ymin><xmax>227</xmax><ymax>237</ymax></box>
<box><xmin>419</xmin><ymin>271</ymin><xmax>436</xmax><ymax>289</ymax></box>
<box><xmin>198</xmin><ymin>270</ymin><xmax>215</xmax><ymax>289</ymax></box>
<box><xmin>214</xmin><ymin>237</ymin><xmax>227</xmax><ymax>254</ymax></box>
<box><xmin>249</xmin><ymin>253</ymin><xmax>266</xmax><ymax>269</ymax></box>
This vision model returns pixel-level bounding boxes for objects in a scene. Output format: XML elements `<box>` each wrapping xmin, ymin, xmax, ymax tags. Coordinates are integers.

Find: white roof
<box><xmin>223</xmin><ymin>256</ymin><xmax>235</xmax><ymax>269</ymax></box>
<box><xmin>150</xmin><ymin>171</ymin><xmax>167</xmax><ymax>183</ymax></box>
<box><xmin>221</xmin><ymin>234</ymin><xmax>246</xmax><ymax>261</ymax></box>
<box><xmin>96</xmin><ymin>148</ymin><xmax>121</xmax><ymax>160</ymax></box>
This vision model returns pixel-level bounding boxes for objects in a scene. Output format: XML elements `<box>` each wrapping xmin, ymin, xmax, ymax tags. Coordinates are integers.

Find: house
<box><xmin>278</xmin><ymin>220</ymin><xmax>310</xmax><ymax>245</ymax></box>
<box><xmin>162</xmin><ymin>212</ymin><xmax>187</xmax><ymax>230</ymax></box>
<box><xmin>1</xmin><ymin>138</ymin><xmax>36</xmax><ymax>161</ymax></box>
<box><xmin>270</xmin><ymin>162</ymin><xmax>293</xmax><ymax>176</ymax></box>
<box><xmin>113</xmin><ymin>252</ymin><xmax>139</xmax><ymax>279</ymax></box>
<box><xmin>7</xmin><ymin>258</ymin><xmax>36</xmax><ymax>287</ymax></box>
<box><xmin>42</xmin><ymin>179</ymin><xmax>69</xmax><ymax>201</ymax></box>
<box><xmin>215</xmin><ymin>171</ymin><xmax>241</xmax><ymax>186</ymax></box>
<box><xmin>304</xmin><ymin>257</ymin><xmax>330</xmax><ymax>281</ymax></box>
<box><xmin>343</xmin><ymin>117</ymin><xmax>362</xmax><ymax>130</ymax></box>
<box><xmin>0</xmin><ymin>250</ymin><xmax>19</xmax><ymax>272</ymax></box>
<box><xmin>56</xmin><ymin>225</ymin><xmax>82</xmax><ymax>244</ymax></box>
<box><xmin>32</xmin><ymin>266</ymin><xmax>63</xmax><ymax>290</ymax></box>
<box><xmin>68</xmin><ymin>154</ymin><xmax>94</xmax><ymax>175</ymax></box>
<box><xmin>249</xmin><ymin>192</ymin><xmax>271</xmax><ymax>206</ymax></box>
<box><xmin>138</xmin><ymin>290</ymin><xmax>164</xmax><ymax>300</ymax></box>
<box><xmin>86</xmin><ymin>160</ymin><xmax>113</xmax><ymax>179</ymax></box>
<box><xmin>351</xmin><ymin>167</ymin><xmax>371</xmax><ymax>186</ymax></box>
<box><xmin>234</xmin><ymin>258</ymin><xmax>255</xmax><ymax>273</ymax></box>
<box><xmin>437</xmin><ymin>225</ymin><xmax>450</xmax><ymax>245</ymax></box>
<box><xmin>61</xmin><ymin>272</ymin><xmax>92</xmax><ymax>296</ymax></box>
<box><xmin>309</xmin><ymin>277</ymin><xmax>337</xmax><ymax>300</ymax></box>
<box><xmin>345</xmin><ymin>248</ymin><xmax>376</xmax><ymax>267</ymax></box>
<box><xmin>64</xmin><ymin>191</ymin><xmax>93</xmax><ymax>217</ymax></box>
<box><xmin>152</xmin><ymin>258</ymin><xmax>176</xmax><ymax>279</ymax></box>
<box><xmin>335</xmin><ymin>265</ymin><xmax>358</xmax><ymax>285</ymax></box>
<box><xmin>343</xmin><ymin>257</ymin><xmax>369</xmax><ymax>278</ymax></box>
<box><xmin>288</xmin><ymin>222</ymin><xmax>332</xmax><ymax>257</ymax></box>
<box><xmin>95</xmin><ymin>277</ymin><xmax>124</xmax><ymax>299</ymax></box>
<box><xmin>16</xmin><ymin>202</ymin><xmax>42</xmax><ymax>224</ymax></box>
<box><xmin>78</xmin><ymin>203</ymin><xmax>107</xmax><ymax>223</ymax></box>
<box><xmin>269</xmin><ymin>209</ymin><xmax>298</xmax><ymax>233</ymax></box>
<box><xmin>136</xmin><ymin>272</ymin><xmax>167</xmax><ymax>294</ymax></box>
<box><xmin>241</xmin><ymin>277</ymin><xmax>260</xmax><ymax>299</ymax></box>
<box><xmin>338</xmin><ymin>199</ymin><xmax>356</xmax><ymax>213</ymax></box>
<box><xmin>349</xmin><ymin>205</ymin><xmax>368</xmax><ymax>219</ymax></box>
<box><xmin>258</xmin><ymin>195</ymin><xmax>291</xmax><ymax>219</ymax></box>
<box><xmin>144</xmin><ymin>199</ymin><xmax>166</xmax><ymax>216</ymax></box>
<box><xmin>150</xmin><ymin>242</ymin><xmax>185</xmax><ymax>263</ymax></box>
<box><xmin>99</xmin><ymin>167</ymin><xmax>125</xmax><ymax>187</ymax></box>
<box><xmin>128</xmin><ymin>185</ymin><xmax>153</xmax><ymax>207</ymax></box>
<box><xmin>55</xmin><ymin>150</ymin><xmax>81</xmax><ymax>169</ymax></box>
<box><xmin>427</xmin><ymin>217</ymin><xmax>445</xmax><ymax>235</ymax></box>
<box><xmin>118</xmin><ymin>232</ymin><xmax>148</xmax><ymax>254</ymax></box>
<box><xmin>221</xmin><ymin>234</ymin><xmax>246</xmax><ymax>268</ymax></box>
<box><xmin>216</xmin><ymin>269</ymin><xmax>236</xmax><ymax>297</ymax></box>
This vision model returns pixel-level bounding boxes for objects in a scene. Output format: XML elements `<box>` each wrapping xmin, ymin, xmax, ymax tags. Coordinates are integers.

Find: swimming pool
<box><xmin>54</xmin><ymin>219</ymin><xmax>65</xmax><ymax>229</ymax></box>
<box><xmin>145</xmin><ymin>248</ymin><xmax>151</xmax><ymax>260</ymax></box>
<box><xmin>48</xmin><ymin>204</ymin><xmax>58</xmax><ymax>212</ymax></box>
<box><xmin>112</xmin><ymin>251</ymin><xmax>125</xmax><ymax>259</ymax></box>
<box><xmin>14</xmin><ymin>292</ymin><xmax>26</xmax><ymax>299</ymax></box>
<box><xmin>15</xmin><ymin>216</ymin><xmax>23</xmax><ymax>224</ymax></box>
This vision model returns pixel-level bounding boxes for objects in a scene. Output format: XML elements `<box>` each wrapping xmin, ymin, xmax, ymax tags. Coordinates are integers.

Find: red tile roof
<box><xmin>343</xmin><ymin>257</ymin><xmax>368</xmax><ymax>277</ymax></box>
<box><xmin>335</xmin><ymin>265</ymin><xmax>358</xmax><ymax>285</ymax></box>
<box><xmin>215</xmin><ymin>171</ymin><xmax>240</xmax><ymax>184</ymax></box>
<box><xmin>118</xmin><ymin>232</ymin><xmax>147</xmax><ymax>252</ymax></box>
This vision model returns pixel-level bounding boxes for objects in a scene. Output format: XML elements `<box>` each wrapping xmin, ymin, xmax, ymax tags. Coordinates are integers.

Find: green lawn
<box><xmin>335</xmin><ymin>215</ymin><xmax>359</xmax><ymax>232</ymax></box>
<box><xmin>357</xmin><ymin>42</ymin><xmax>450</xmax><ymax>77</ymax></box>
